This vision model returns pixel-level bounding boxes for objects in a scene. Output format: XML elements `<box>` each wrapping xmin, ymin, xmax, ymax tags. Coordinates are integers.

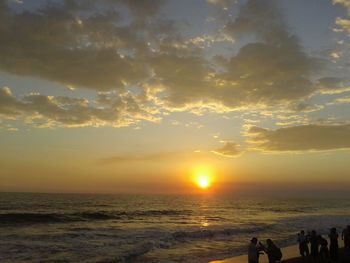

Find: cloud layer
<box><xmin>0</xmin><ymin>0</ymin><xmax>322</xmax><ymax>108</ymax></box>
<box><xmin>0</xmin><ymin>0</ymin><xmax>349</xmax><ymax>131</ymax></box>
<box><xmin>0</xmin><ymin>87</ymin><xmax>158</xmax><ymax>127</ymax></box>
<box><xmin>212</xmin><ymin>141</ymin><xmax>242</xmax><ymax>157</ymax></box>
<box><xmin>247</xmin><ymin>124</ymin><xmax>350</xmax><ymax>152</ymax></box>
<box><xmin>0</xmin><ymin>0</ymin><xmax>165</xmax><ymax>91</ymax></box>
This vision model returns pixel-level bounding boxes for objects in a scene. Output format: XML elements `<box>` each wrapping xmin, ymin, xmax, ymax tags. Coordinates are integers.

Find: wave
<box><xmin>96</xmin><ymin>242</ymin><xmax>155</xmax><ymax>263</ymax></box>
<box><xmin>269</xmin><ymin>208</ymin><xmax>311</xmax><ymax>213</ymax></box>
<box><xmin>96</xmin><ymin>226</ymin><xmax>271</xmax><ymax>262</ymax></box>
<box><xmin>0</xmin><ymin>209</ymin><xmax>192</xmax><ymax>225</ymax></box>
<box><xmin>172</xmin><ymin>225</ymin><xmax>270</xmax><ymax>240</ymax></box>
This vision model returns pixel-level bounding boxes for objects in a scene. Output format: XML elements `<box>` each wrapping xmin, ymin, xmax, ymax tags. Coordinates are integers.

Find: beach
<box><xmin>211</xmin><ymin>245</ymin><xmax>350</xmax><ymax>263</ymax></box>
<box><xmin>211</xmin><ymin>245</ymin><xmax>299</xmax><ymax>263</ymax></box>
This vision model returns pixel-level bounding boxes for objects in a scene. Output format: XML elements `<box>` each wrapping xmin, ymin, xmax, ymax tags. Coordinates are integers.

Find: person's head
<box><xmin>331</xmin><ymin>227</ymin><xmax>336</xmax><ymax>234</ymax></box>
<box><xmin>311</xmin><ymin>230</ymin><xmax>316</xmax><ymax>236</ymax></box>
<box><xmin>301</xmin><ymin>230</ymin><xmax>305</xmax><ymax>235</ymax></box>
<box><xmin>266</xmin><ymin>239</ymin><xmax>273</xmax><ymax>246</ymax></box>
<box><xmin>251</xmin><ymin>237</ymin><xmax>258</xmax><ymax>245</ymax></box>
<box><xmin>347</xmin><ymin>225</ymin><xmax>350</xmax><ymax>230</ymax></box>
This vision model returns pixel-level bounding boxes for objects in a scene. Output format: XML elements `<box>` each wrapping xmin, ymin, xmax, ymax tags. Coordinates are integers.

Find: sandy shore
<box><xmin>210</xmin><ymin>245</ymin><xmax>299</xmax><ymax>263</ymax></box>
<box><xmin>210</xmin><ymin>245</ymin><xmax>350</xmax><ymax>263</ymax></box>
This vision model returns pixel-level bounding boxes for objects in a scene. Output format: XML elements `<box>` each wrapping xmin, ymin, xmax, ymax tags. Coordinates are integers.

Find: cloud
<box><xmin>98</xmin><ymin>151</ymin><xmax>198</xmax><ymax>164</ymax></box>
<box><xmin>333</xmin><ymin>0</ymin><xmax>350</xmax><ymax>35</ymax></box>
<box><xmin>0</xmin><ymin>0</ymin><xmax>343</xmax><ymax>129</ymax></box>
<box><xmin>288</xmin><ymin>102</ymin><xmax>324</xmax><ymax>113</ymax></box>
<box><xmin>120</xmin><ymin>0</ymin><xmax>165</xmax><ymax>18</ymax></box>
<box><xmin>0</xmin><ymin>0</ymin><xmax>165</xmax><ymax>91</ymax></box>
<box><xmin>155</xmin><ymin>0</ymin><xmax>320</xmax><ymax>111</ymax></box>
<box><xmin>218</xmin><ymin>0</ymin><xmax>318</xmax><ymax>105</ymax></box>
<box><xmin>212</xmin><ymin>141</ymin><xmax>242</xmax><ymax>157</ymax></box>
<box><xmin>335</xmin><ymin>17</ymin><xmax>350</xmax><ymax>35</ymax></box>
<box><xmin>329</xmin><ymin>96</ymin><xmax>350</xmax><ymax>105</ymax></box>
<box><xmin>333</xmin><ymin>0</ymin><xmax>350</xmax><ymax>15</ymax></box>
<box><xmin>0</xmin><ymin>0</ymin><xmax>322</xmax><ymax>110</ymax></box>
<box><xmin>99</xmin><ymin>152</ymin><xmax>178</xmax><ymax>164</ymax></box>
<box><xmin>0</xmin><ymin>87</ymin><xmax>159</xmax><ymax>128</ymax></box>
<box><xmin>317</xmin><ymin>77</ymin><xmax>350</xmax><ymax>95</ymax></box>
<box><xmin>206</xmin><ymin>0</ymin><xmax>235</xmax><ymax>9</ymax></box>
<box><xmin>246</xmin><ymin>124</ymin><xmax>350</xmax><ymax>152</ymax></box>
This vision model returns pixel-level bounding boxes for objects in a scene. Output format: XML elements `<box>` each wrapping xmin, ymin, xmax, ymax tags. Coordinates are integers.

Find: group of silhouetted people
<box><xmin>248</xmin><ymin>237</ymin><xmax>282</xmax><ymax>263</ymax></box>
<box><xmin>297</xmin><ymin>225</ymin><xmax>350</xmax><ymax>262</ymax></box>
<box><xmin>248</xmin><ymin>225</ymin><xmax>350</xmax><ymax>263</ymax></box>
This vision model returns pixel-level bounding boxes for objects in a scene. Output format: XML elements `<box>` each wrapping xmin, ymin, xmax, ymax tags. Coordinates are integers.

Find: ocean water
<box><xmin>1</xmin><ymin>193</ymin><xmax>350</xmax><ymax>263</ymax></box>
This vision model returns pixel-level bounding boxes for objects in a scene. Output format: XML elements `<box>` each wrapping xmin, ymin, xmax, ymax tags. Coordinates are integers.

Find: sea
<box><xmin>1</xmin><ymin>192</ymin><xmax>350</xmax><ymax>263</ymax></box>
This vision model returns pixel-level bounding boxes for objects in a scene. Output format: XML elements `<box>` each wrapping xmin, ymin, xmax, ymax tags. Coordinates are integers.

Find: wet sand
<box><xmin>210</xmin><ymin>245</ymin><xmax>299</xmax><ymax>263</ymax></box>
<box><xmin>282</xmin><ymin>247</ymin><xmax>350</xmax><ymax>263</ymax></box>
<box><xmin>210</xmin><ymin>245</ymin><xmax>350</xmax><ymax>263</ymax></box>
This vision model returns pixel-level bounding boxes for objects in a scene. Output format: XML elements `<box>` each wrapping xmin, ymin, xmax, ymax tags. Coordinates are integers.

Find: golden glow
<box><xmin>197</xmin><ymin>176</ymin><xmax>210</xmax><ymax>189</ymax></box>
<box><xmin>193</xmin><ymin>166</ymin><xmax>214</xmax><ymax>190</ymax></box>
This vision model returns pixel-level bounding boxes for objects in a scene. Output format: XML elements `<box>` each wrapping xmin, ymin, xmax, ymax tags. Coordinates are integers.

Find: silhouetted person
<box><xmin>319</xmin><ymin>235</ymin><xmax>329</xmax><ymax>260</ymax></box>
<box><xmin>329</xmin><ymin>227</ymin><xmax>339</xmax><ymax>260</ymax></box>
<box><xmin>259</xmin><ymin>239</ymin><xmax>282</xmax><ymax>263</ymax></box>
<box><xmin>342</xmin><ymin>225</ymin><xmax>350</xmax><ymax>250</ymax></box>
<box><xmin>248</xmin><ymin>237</ymin><xmax>262</xmax><ymax>263</ymax></box>
<box><xmin>298</xmin><ymin>230</ymin><xmax>310</xmax><ymax>257</ymax></box>
<box><xmin>310</xmin><ymin>230</ymin><xmax>319</xmax><ymax>260</ymax></box>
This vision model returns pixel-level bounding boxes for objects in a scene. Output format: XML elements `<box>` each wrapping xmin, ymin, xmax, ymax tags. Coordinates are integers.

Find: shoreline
<box><xmin>210</xmin><ymin>244</ymin><xmax>299</xmax><ymax>263</ymax></box>
<box><xmin>210</xmin><ymin>245</ymin><xmax>349</xmax><ymax>263</ymax></box>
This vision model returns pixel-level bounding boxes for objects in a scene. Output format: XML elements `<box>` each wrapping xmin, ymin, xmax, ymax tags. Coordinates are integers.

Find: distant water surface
<box><xmin>0</xmin><ymin>192</ymin><xmax>350</xmax><ymax>262</ymax></box>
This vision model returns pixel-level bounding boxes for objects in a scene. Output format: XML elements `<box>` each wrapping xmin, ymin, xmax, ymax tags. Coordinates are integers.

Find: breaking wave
<box><xmin>0</xmin><ymin>209</ymin><xmax>192</xmax><ymax>225</ymax></box>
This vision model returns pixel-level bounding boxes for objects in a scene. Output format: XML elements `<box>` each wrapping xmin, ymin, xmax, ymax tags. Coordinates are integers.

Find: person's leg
<box><xmin>305</xmin><ymin>245</ymin><xmax>310</xmax><ymax>257</ymax></box>
<box><xmin>299</xmin><ymin>245</ymin><xmax>303</xmax><ymax>256</ymax></box>
<box><xmin>335</xmin><ymin>244</ymin><xmax>338</xmax><ymax>260</ymax></box>
<box><xmin>329</xmin><ymin>245</ymin><xmax>334</xmax><ymax>259</ymax></box>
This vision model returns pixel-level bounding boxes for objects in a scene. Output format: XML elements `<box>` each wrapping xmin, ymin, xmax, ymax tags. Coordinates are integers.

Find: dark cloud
<box><xmin>0</xmin><ymin>0</ymin><xmax>165</xmax><ymax>90</ymax></box>
<box><xmin>247</xmin><ymin>124</ymin><xmax>350</xmax><ymax>152</ymax></box>
<box><xmin>0</xmin><ymin>0</ymin><xmax>340</xmax><ymax>120</ymax></box>
<box><xmin>149</xmin><ymin>54</ymin><xmax>212</xmax><ymax>107</ymax></box>
<box><xmin>153</xmin><ymin>0</ymin><xmax>320</xmax><ymax>110</ymax></box>
<box><xmin>217</xmin><ymin>0</ymin><xmax>318</xmax><ymax>106</ymax></box>
<box><xmin>212</xmin><ymin>141</ymin><xmax>242</xmax><ymax>157</ymax></box>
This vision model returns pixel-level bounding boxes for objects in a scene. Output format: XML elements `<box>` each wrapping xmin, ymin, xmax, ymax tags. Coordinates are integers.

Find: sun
<box><xmin>197</xmin><ymin>176</ymin><xmax>210</xmax><ymax>189</ymax></box>
<box><xmin>190</xmin><ymin>166</ymin><xmax>214</xmax><ymax>190</ymax></box>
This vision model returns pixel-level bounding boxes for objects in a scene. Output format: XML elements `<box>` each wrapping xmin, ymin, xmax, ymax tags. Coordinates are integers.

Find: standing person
<box><xmin>329</xmin><ymin>227</ymin><xmax>339</xmax><ymax>260</ymax></box>
<box><xmin>259</xmin><ymin>239</ymin><xmax>282</xmax><ymax>263</ymax></box>
<box><xmin>309</xmin><ymin>230</ymin><xmax>319</xmax><ymax>260</ymax></box>
<box><xmin>248</xmin><ymin>237</ymin><xmax>262</xmax><ymax>263</ymax></box>
<box><xmin>342</xmin><ymin>225</ymin><xmax>350</xmax><ymax>250</ymax></box>
<box><xmin>318</xmin><ymin>235</ymin><xmax>329</xmax><ymax>260</ymax></box>
<box><xmin>298</xmin><ymin>230</ymin><xmax>310</xmax><ymax>257</ymax></box>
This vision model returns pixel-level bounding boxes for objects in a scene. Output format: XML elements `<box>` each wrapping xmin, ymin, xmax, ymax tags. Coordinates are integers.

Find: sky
<box><xmin>0</xmin><ymin>0</ymin><xmax>349</xmax><ymax>194</ymax></box>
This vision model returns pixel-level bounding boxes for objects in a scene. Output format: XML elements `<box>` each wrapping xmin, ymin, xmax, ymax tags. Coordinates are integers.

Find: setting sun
<box><xmin>191</xmin><ymin>166</ymin><xmax>215</xmax><ymax>190</ymax></box>
<box><xmin>197</xmin><ymin>176</ymin><xmax>210</xmax><ymax>189</ymax></box>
